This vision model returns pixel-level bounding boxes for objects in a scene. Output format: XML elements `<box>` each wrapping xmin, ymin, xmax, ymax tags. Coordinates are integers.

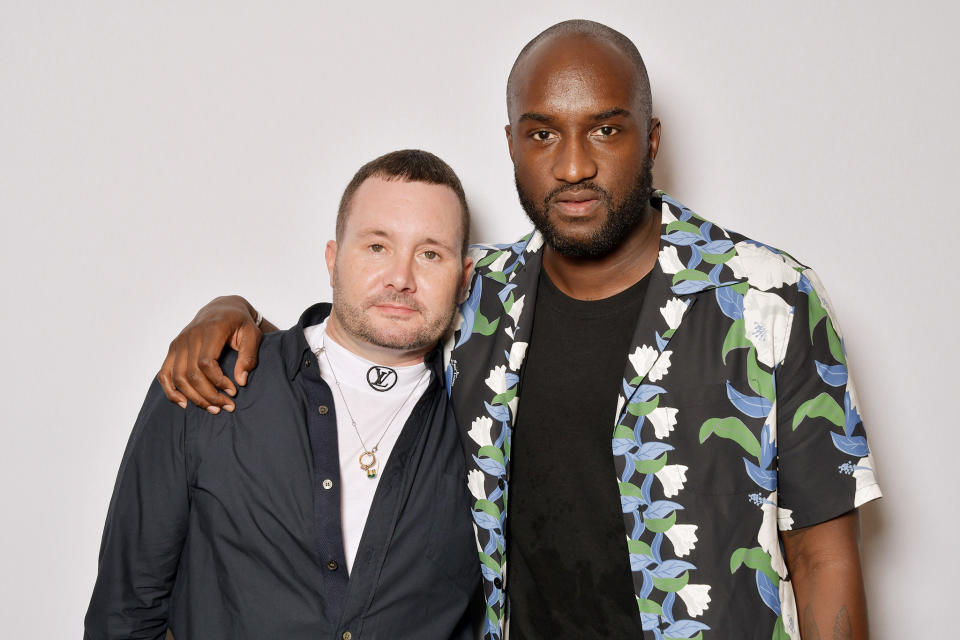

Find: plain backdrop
<box><xmin>2</xmin><ymin>2</ymin><xmax>957</xmax><ymax>637</ymax></box>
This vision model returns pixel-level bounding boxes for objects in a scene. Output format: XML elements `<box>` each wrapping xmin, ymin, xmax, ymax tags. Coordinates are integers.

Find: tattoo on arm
<box><xmin>803</xmin><ymin>604</ymin><xmax>854</xmax><ymax>640</ymax></box>
<box><xmin>803</xmin><ymin>605</ymin><xmax>822</xmax><ymax>640</ymax></box>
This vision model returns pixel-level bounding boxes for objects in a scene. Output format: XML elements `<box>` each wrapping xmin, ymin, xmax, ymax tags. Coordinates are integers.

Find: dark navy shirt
<box><xmin>85</xmin><ymin>303</ymin><xmax>481</xmax><ymax>640</ymax></box>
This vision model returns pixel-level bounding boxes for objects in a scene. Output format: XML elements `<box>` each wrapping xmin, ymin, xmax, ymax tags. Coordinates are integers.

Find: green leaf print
<box><xmin>644</xmin><ymin>511</ymin><xmax>677</xmax><ymax>534</ymax></box>
<box><xmin>699</xmin><ymin>417</ymin><xmax>761</xmax><ymax>458</ymax></box>
<box><xmin>613</xmin><ymin>424</ymin><xmax>635</xmax><ymax>439</ymax></box>
<box><xmin>473</xmin><ymin>311</ymin><xmax>500</xmax><ymax>336</ymax></box>
<box><xmin>627</xmin><ymin>395</ymin><xmax>660</xmax><ymax>417</ymax></box>
<box><xmin>635</xmin><ymin>452</ymin><xmax>668</xmax><ymax>475</ymax></box>
<box><xmin>772</xmin><ymin>616</ymin><xmax>790</xmax><ymax>640</ymax></box>
<box><xmin>722</xmin><ymin>319</ymin><xmax>751</xmax><ymax>364</ymax></box>
<box><xmin>492</xmin><ymin>387</ymin><xmax>516</xmax><ymax>406</ymax></box>
<box><xmin>666</xmin><ymin>220</ymin><xmax>701</xmax><ymax>234</ymax></box>
<box><xmin>477</xmin><ymin>445</ymin><xmax>504</xmax><ymax>465</ymax></box>
<box><xmin>729</xmin><ymin>546</ymin><xmax>779</xmax><ymax>586</ymax></box>
<box><xmin>808</xmin><ymin>287</ymin><xmax>828</xmax><ymax>344</ymax></box>
<box><xmin>700</xmin><ymin>248</ymin><xmax>736</xmax><ymax>265</ymax></box>
<box><xmin>825</xmin><ymin>317</ymin><xmax>846</xmax><ymax>365</ymax></box>
<box><xmin>747</xmin><ymin>346</ymin><xmax>776</xmax><ymax>402</ymax></box>
<box><xmin>637</xmin><ymin>598</ymin><xmax>663</xmax><ymax>614</ymax></box>
<box><xmin>653</xmin><ymin>569</ymin><xmax>690</xmax><ymax>592</ymax></box>
<box><xmin>503</xmin><ymin>291</ymin><xmax>515</xmax><ymax>314</ymax></box>
<box><xmin>628</xmin><ymin>539</ymin><xmax>654</xmax><ymax>556</ymax></box>
<box><xmin>673</xmin><ymin>269</ymin><xmax>711</xmax><ymax>285</ymax></box>
<box><xmin>792</xmin><ymin>392</ymin><xmax>844</xmax><ymax>430</ymax></box>
<box><xmin>474</xmin><ymin>499</ymin><xmax>501</xmax><ymax>518</ymax></box>
<box><xmin>475</xmin><ymin>250</ymin><xmax>504</xmax><ymax>269</ymax></box>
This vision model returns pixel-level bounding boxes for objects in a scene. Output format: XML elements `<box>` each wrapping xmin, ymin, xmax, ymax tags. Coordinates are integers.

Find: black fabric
<box><xmin>507</xmin><ymin>273</ymin><xmax>650</xmax><ymax>639</ymax></box>
<box><xmin>85</xmin><ymin>303</ymin><xmax>481</xmax><ymax>640</ymax></box>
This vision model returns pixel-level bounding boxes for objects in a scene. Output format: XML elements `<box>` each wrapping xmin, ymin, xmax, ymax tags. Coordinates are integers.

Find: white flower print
<box><xmin>615</xmin><ymin>394</ymin><xmax>626</xmax><ymax>424</ymax></box>
<box><xmin>677</xmin><ymin>583</ymin><xmax>712</xmax><ymax>617</ymax></box>
<box><xmin>659</xmin><ymin>199</ymin><xmax>678</xmax><ymax>225</ymax></box>
<box><xmin>725</xmin><ymin>241</ymin><xmax>801</xmax><ymax>291</ymax></box>
<box><xmin>648</xmin><ymin>407</ymin><xmax>678</xmax><ymax>439</ymax></box>
<box><xmin>507</xmin><ymin>294</ymin><xmax>525</xmax><ymax>328</ymax></box>
<box><xmin>742</xmin><ymin>289</ymin><xmax>794</xmax><ymax>368</ymax></box>
<box><xmin>487</xmin><ymin>251</ymin><xmax>509</xmax><ymax>274</ymax></box>
<box><xmin>779</xmin><ymin>579</ymin><xmax>801</xmax><ymax>640</ymax></box>
<box><xmin>508</xmin><ymin>341</ymin><xmax>528</xmax><ymax>371</ymax></box>
<box><xmin>660</xmin><ymin>297</ymin><xmax>688</xmax><ymax>330</ymax></box>
<box><xmin>658</xmin><ymin>245</ymin><xmax>685</xmax><ymax>275</ymax></box>
<box><xmin>525</xmin><ymin>232</ymin><xmax>544</xmax><ymax>254</ymax></box>
<box><xmin>853</xmin><ymin>454</ymin><xmax>882</xmax><ymax>508</ymax></box>
<box><xmin>467</xmin><ymin>469</ymin><xmax>487</xmax><ymax>501</ymax></box>
<box><xmin>758</xmin><ymin>491</ymin><xmax>790</xmax><ymax>578</ymax></box>
<box><xmin>655</xmin><ymin>464</ymin><xmax>688</xmax><ymax>498</ymax></box>
<box><xmin>629</xmin><ymin>345</ymin><xmax>658</xmax><ymax>377</ymax></box>
<box><xmin>485</xmin><ymin>365</ymin><xmax>507</xmax><ymax>394</ymax></box>
<box><xmin>468</xmin><ymin>416</ymin><xmax>493</xmax><ymax>448</ymax></box>
<box><xmin>664</xmin><ymin>523</ymin><xmax>698</xmax><ymax>557</ymax></box>
<box><xmin>648</xmin><ymin>350</ymin><xmax>672</xmax><ymax>382</ymax></box>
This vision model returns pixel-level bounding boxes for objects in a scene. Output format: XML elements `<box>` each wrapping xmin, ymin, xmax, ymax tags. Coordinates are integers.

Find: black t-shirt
<box><xmin>507</xmin><ymin>271</ymin><xmax>650</xmax><ymax>639</ymax></box>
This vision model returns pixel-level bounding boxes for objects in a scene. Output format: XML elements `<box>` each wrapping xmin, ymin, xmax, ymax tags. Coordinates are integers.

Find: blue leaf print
<box><xmin>726</xmin><ymin>381</ymin><xmax>773</xmax><ymax>418</ymax></box>
<box><xmin>621</xmin><ymin>495</ymin><xmax>644</xmax><ymax>513</ymax></box>
<box><xmin>651</xmin><ymin>531</ymin><xmax>664</xmax><ymax>564</ymax></box>
<box><xmin>686</xmin><ymin>245</ymin><xmax>702</xmax><ymax>270</ymax></box>
<box><xmin>664</xmin><ymin>620</ymin><xmax>711</xmax><ymax>637</ymax></box>
<box><xmin>755</xmin><ymin>570</ymin><xmax>781</xmax><ymax>616</ymax></box>
<box><xmin>633</xmin><ymin>384</ymin><xmax>667</xmax><ymax>403</ymax></box>
<box><xmin>455</xmin><ymin>275</ymin><xmax>482</xmax><ymax>348</ymax></box>
<box><xmin>641</xmin><ymin>473</ymin><xmax>655</xmax><ymax>506</ymax></box>
<box><xmin>662</xmin><ymin>231</ymin><xmax>703</xmax><ymax>246</ymax></box>
<box><xmin>444</xmin><ymin>364</ymin><xmax>453</xmax><ymax>391</ymax></box>
<box><xmin>473</xmin><ymin>455</ymin><xmax>505</xmax><ymax>478</ymax></box>
<box><xmin>472</xmin><ymin>510</ymin><xmax>501</xmax><ymax>533</ymax></box>
<box><xmin>656</xmin><ymin>331</ymin><xmax>668</xmax><ymax>352</ymax></box>
<box><xmin>743</xmin><ymin>458</ymin><xmax>778</xmax><ymax>491</ymax></box>
<box><xmin>815</xmin><ymin>361</ymin><xmax>848</xmax><ymax>387</ymax></box>
<box><xmin>622</xmin><ymin>378</ymin><xmax>636</xmax><ymax>399</ymax></box>
<box><xmin>613</xmin><ymin>438</ymin><xmax>638</xmax><ymax>456</ymax></box>
<box><xmin>504</xmin><ymin>372</ymin><xmax>520</xmax><ymax>389</ymax></box>
<box><xmin>484</xmin><ymin>401</ymin><xmax>511</xmax><ymax>423</ymax></box>
<box><xmin>662</xmin><ymin>591</ymin><xmax>677</xmax><ymax>624</ymax></box>
<box><xmin>644</xmin><ymin>500</ymin><xmax>684</xmax><ymax>519</ymax></box>
<box><xmin>708</xmin><ymin>262</ymin><xmax>724</xmax><ymax>286</ymax></box>
<box><xmin>830</xmin><ymin>433</ymin><xmax>870</xmax><ymax>457</ymax></box>
<box><xmin>497</xmin><ymin>282</ymin><xmax>518</xmax><ymax>302</ymax></box>
<box><xmin>480</xmin><ymin>564</ymin><xmax>500</xmax><ymax>582</ymax></box>
<box><xmin>640</xmin><ymin>567</ymin><xmax>654</xmax><ymax>598</ymax></box>
<box><xmin>640</xmin><ymin>613</ymin><xmax>660</xmax><ymax>630</ymax></box>
<box><xmin>637</xmin><ymin>442</ymin><xmax>675</xmax><ymax>461</ymax></box>
<box><xmin>797</xmin><ymin>273</ymin><xmax>812</xmax><ymax>294</ymax></box>
<box><xmin>651</xmin><ymin>559</ymin><xmax>696</xmax><ymax>578</ymax></box>
<box><xmin>673</xmin><ymin>279</ymin><xmax>714</xmax><ymax>294</ymax></box>
<box><xmin>759</xmin><ymin>424</ymin><xmax>775</xmax><ymax>469</ymax></box>
<box><xmin>716</xmin><ymin>285</ymin><xmax>744</xmax><ymax>320</ymax></box>
<box><xmin>698</xmin><ymin>221</ymin><xmax>714</xmax><ymax>241</ymax></box>
<box><xmin>631</xmin><ymin>553</ymin><xmax>657</xmax><ymax>571</ymax></box>
<box><xmin>844</xmin><ymin>391</ymin><xmax>861</xmax><ymax>437</ymax></box>
<box><xmin>702</xmin><ymin>238</ymin><xmax>734</xmax><ymax>255</ymax></box>
<box><xmin>631</xmin><ymin>512</ymin><xmax>646</xmax><ymax>540</ymax></box>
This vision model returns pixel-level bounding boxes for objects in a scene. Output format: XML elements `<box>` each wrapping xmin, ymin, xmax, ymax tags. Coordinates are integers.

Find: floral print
<box><xmin>445</xmin><ymin>193</ymin><xmax>880</xmax><ymax>639</ymax></box>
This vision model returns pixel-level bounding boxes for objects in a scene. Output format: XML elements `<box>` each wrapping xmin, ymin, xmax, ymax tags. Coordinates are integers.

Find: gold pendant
<box><xmin>359</xmin><ymin>450</ymin><xmax>377</xmax><ymax>479</ymax></box>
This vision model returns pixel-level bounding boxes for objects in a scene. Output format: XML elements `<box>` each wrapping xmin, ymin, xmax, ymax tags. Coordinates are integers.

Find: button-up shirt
<box><xmin>85</xmin><ymin>303</ymin><xmax>480</xmax><ymax>640</ymax></box>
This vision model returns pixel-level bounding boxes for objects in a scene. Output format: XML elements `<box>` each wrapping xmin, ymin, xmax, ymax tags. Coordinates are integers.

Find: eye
<box><xmin>370</xmin><ymin>243</ymin><xmax>384</xmax><ymax>253</ymax></box>
<box><xmin>531</xmin><ymin>130</ymin><xmax>557</xmax><ymax>142</ymax></box>
<box><xmin>593</xmin><ymin>125</ymin><xmax>618</xmax><ymax>137</ymax></box>
<box><xmin>422</xmin><ymin>250</ymin><xmax>440</xmax><ymax>260</ymax></box>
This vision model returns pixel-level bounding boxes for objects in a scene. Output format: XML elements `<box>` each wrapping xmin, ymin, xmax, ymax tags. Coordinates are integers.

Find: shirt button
<box><xmin>342</xmin><ymin>633</ymin><xmax>352</xmax><ymax>640</ymax></box>
<box><xmin>494</xmin><ymin>577</ymin><xmax>503</xmax><ymax>589</ymax></box>
<box><xmin>305</xmin><ymin>360</ymin><xmax>311</xmax><ymax>367</ymax></box>
<box><xmin>318</xmin><ymin>405</ymin><xmax>329</xmax><ymax>415</ymax></box>
<box><xmin>327</xmin><ymin>560</ymin><xmax>339</xmax><ymax>571</ymax></box>
<box><xmin>322</xmin><ymin>478</ymin><xmax>334</xmax><ymax>490</ymax></box>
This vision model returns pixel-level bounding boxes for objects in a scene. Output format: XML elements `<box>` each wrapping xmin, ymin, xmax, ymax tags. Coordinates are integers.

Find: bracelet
<box><xmin>254</xmin><ymin>309</ymin><xmax>263</xmax><ymax>328</ymax></box>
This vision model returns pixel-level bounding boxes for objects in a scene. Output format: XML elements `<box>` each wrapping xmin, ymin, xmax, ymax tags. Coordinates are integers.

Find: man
<box><xmin>85</xmin><ymin>150</ymin><xmax>480</xmax><ymax>639</ymax></box>
<box><xmin>159</xmin><ymin>21</ymin><xmax>880</xmax><ymax>639</ymax></box>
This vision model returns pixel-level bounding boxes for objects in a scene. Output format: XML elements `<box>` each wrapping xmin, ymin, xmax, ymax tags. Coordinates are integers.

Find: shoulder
<box><xmin>468</xmin><ymin>231</ymin><xmax>544</xmax><ymax>281</ymax></box>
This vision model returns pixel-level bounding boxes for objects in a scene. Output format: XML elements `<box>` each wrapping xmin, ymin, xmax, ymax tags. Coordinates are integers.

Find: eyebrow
<box><xmin>517</xmin><ymin>108</ymin><xmax>632</xmax><ymax>124</ymax></box>
<box><xmin>361</xmin><ymin>229</ymin><xmax>456</xmax><ymax>253</ymax></box>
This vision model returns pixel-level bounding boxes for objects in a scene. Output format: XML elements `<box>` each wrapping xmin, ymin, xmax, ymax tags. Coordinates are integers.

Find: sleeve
<box><xmin>774</xmin><ymin>268</ymin><xmax>881</xmax><ymax>530</ymax></box>
<box><xmin>84</xmin><ymin>379</ymin><xmax>190</xmax><ymax>640</ymax></box>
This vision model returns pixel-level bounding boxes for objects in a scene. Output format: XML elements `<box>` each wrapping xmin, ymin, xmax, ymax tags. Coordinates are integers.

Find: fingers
<box><xmin>158</xmin><ymin>348</ymin><xmax>188</xmax><ymax>409</ymax></box>
<box><xmin>164</xmin><ymin>326</ymin><xmax>236</xmax><ymax>413</ymax></box>
<box><xmin>232</xmin><ymin>323</ymin><xmax>263</xmax><ymax>387</ymax></box>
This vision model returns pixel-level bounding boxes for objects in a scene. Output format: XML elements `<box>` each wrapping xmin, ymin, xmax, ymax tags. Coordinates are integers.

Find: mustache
<box><xmin>367</xmin><ymin>293</ymin><xmax>423</xmax><ymax>312</ymax></box>
<box><xmin>543</xmin><ymin>182</ymin><xmax>613</xmax><ymax>208</ymax></box>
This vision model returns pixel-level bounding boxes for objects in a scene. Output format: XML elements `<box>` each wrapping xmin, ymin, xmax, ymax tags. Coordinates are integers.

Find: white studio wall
<box><xmin>1</xmin><ymin>2</ymin><xmax>957</xmax><ymax>637</ymax></box>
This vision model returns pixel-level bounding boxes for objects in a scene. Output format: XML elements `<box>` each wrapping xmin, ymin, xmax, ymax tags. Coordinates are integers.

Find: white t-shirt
<box><xmin>303</xmin><ymin>321</ymin><xmax>432</xmax><ymax>573</ymax></box>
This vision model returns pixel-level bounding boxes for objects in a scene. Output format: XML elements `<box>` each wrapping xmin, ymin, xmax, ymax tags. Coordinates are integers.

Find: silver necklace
<box><xmin>316</xmin><ymin>339</ymin><xmax>430</xmax><ymax>479</ymax></box>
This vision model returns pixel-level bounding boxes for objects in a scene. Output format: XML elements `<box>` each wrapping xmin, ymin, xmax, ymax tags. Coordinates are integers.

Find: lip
<box><xmin>373</xmin><ymin>303</ymin><xmax>418</xmax><ymax>315</ymax></box>
<box><xmin>551</xmin><ymin>198</ymin><xmax>601</xmax><ymax>216</ymax></box>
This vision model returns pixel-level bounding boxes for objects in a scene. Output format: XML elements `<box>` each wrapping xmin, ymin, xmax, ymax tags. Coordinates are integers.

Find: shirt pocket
<box><xmin>654</xmin><ymin>383</ymin><xmax>770</xmax><ymax>496</ymax></box>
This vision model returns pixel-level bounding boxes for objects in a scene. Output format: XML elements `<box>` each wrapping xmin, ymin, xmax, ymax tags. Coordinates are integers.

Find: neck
<box><xmin>543</xmin><ymin>204</ymin><xmax>661</xmax><ymax>300</ymax></box>
<box><xmin>323</xmin><ymin>316</ymin><xmax>429</xmax><ymax>367</ymax></box>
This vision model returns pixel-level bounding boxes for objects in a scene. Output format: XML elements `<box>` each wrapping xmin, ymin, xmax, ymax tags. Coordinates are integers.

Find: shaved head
<box><xmin>506</xmin><ymin>20</ymin><xmax>652</xmax><ymax>128</ymax></box>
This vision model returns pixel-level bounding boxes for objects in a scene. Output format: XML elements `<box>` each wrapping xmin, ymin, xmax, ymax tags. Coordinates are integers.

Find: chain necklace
<box><xmin>316</xmin><ymin>339</ymin><xmax>430</xmax><ymax>479</ymax></box>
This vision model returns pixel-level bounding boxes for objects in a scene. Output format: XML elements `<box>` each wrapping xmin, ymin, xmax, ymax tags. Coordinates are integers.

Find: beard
<box><xmin>330</xmin><ymin>277</ymin><xmax>458</xmax><ymax>353</ymax></box>
<box><xmin>515</xmin><ymin>154</ymin><xmax>654</xmax><ymax>259</ymax></box>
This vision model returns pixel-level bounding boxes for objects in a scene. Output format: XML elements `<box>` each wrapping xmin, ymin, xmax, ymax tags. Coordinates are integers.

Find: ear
<box><xmin>458</xmin><ymin>256</ymin><xmax>475</xmax><ymax>304</ymax></box>
<box><xmin>324</xmin><ymin>240</ymin><xmax>338</xmax><ymax>288</ymax></box>
<box><xmin>505</xmin><ymin>124</ymin><xmax>515</xmax><ymax>162</ymax></box>
<box><xmin>648</xmin><ymin>117</ymin><xmax>662</xmax><ymax>161</ymax></box>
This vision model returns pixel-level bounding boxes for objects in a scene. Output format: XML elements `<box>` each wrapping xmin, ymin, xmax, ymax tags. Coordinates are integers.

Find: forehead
<box><xmin>343</xmin><ymin>176</ymin><xmax>463</xmax><ymax>245</ymax></box>
<box><xmin>510</xmin><ymin>35</ymin><xmax>641</xmax><ymax>121</ymax></box>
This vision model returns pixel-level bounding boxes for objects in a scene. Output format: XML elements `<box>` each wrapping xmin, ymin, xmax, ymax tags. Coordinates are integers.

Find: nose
<box><xmin>384</xmin><ymin>253</ymin><xmax>416</xmax><ymax>292</ymax></box>
<box><xmin>552</xmin><ymin>136</ymin><xmax>598</xmax><ymax>184</ymax></box>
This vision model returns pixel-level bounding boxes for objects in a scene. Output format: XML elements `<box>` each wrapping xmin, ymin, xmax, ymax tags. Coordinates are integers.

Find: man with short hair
<box><xmin>85</xmin><ymin>149</ymin><xmax>480</xmax><ymax>639</ymax></box>
<box><xmin>158</xmin><ymin>21</ymin><xmax>880</xmax><ymax>639</ymax></box>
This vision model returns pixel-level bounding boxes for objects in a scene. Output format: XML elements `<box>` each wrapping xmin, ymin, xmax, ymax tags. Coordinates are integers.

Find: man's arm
<box><xmin>85</xmin><ymin>381</ymin><xmax>191</xmax><ymax>639</ymax></box>
<box><xmin>157</xmin><ymin>295</ymin><xmax>278</xmax><ymax>412</ymax></box>
<box><xmin>781</xmin><ymin>509</ymin><xmax>869</xmax><ymax>640</ymax></box>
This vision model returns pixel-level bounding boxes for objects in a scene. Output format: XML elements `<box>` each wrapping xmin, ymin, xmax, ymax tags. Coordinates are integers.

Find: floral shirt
<box><xmin>444</xmin><ymin>193</ymin><xmax>881</xmax><ymax>640</ymax></box>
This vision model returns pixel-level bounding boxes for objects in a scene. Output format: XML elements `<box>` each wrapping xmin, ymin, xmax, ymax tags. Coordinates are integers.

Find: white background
<box><xmin>2</xmin><ymin>2</ymin><xmax>957</xmax><ymax>637</ymax></box>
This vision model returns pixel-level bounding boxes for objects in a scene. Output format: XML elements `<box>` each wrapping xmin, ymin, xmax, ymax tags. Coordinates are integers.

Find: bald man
<box><xmin>158</xmin><ymin>20</ymin><xmax>879</xmax><ymax>640</ymax></box>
